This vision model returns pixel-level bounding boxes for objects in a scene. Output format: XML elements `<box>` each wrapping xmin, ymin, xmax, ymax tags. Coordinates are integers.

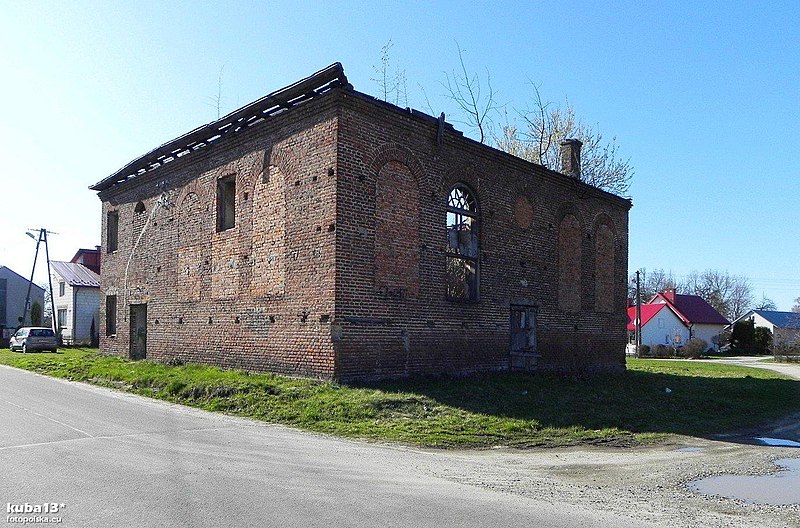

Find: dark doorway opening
<box><xmin>510</xmin><ymin>304</ymin><xmax>538</xmax><ymax>371</ymax></box>
<box><xmin>129</xmin><ymin>303</ymin><xmax>147</xmax><ymax>360</ymax></box>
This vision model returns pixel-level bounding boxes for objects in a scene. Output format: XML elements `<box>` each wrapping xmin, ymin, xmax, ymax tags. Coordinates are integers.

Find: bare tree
<box><xmin>205</xmin><ymin>64</ymin><xmax>226</xmax><ymax>120</ymax></box>
<box><xmin>372</xmin><ymin>39</ymin><xmax>407</xmax><ymax>107</ymax></box>
<box><xmin>754</xmin><ymin>294</ymin><xmax>777</xmax><ymax>311</ymax></box>
<box><xmin>793</xmin><ymin>296</ymin><xmax>800</xmax><ymax>313</ymax></box>
<box><xmin>678</xmin><ymin>270</ymin><xmax>753</xmax><ymax>321</ymax></box>
<box><xmin>498</xmin><ymin>83</ymin><xmax>633</xmax><ymax>195</ymax></box>
<box><xmin>433</xmin><ymin>48</ymin><xmax>632</xmax><ymax>193</ymax></box>
<box><xmin>628</xmin><ymin>268</ymin><xmax>677</xmax><ymax>302</ymax></box>
<box><xmin>441</xmin><ymin>44</ymin><xmax>497</xmax><ymax>144</ymax></box>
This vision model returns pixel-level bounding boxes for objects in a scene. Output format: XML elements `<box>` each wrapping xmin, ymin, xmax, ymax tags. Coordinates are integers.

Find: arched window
<box><xmin>446</xmin><ymin>184</ymin><xmax>479</xmax><ymax>301</ymax></box>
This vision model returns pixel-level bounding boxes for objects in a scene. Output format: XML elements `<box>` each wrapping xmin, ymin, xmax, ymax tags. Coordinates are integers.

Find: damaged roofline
<box><xmin>90</xmin><ymin>62</ymin><xmax>349</xmax><ymax>193</ymax></box>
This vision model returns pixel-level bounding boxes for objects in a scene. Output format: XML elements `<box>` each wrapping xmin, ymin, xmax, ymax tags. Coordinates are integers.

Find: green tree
<box><xmin>730</xmin><ymin>320</ymin><xmax>755</xmax><ymax>353</ymax></box>
<box><xmin>753</xmin><ymin>327</ymin><xmax>772</xmax><ymax>355</ymax></box>
<box><xmin>30</xmin><ymin>301</ymin><xmax>43</xmax><ymax>326</ymax></box>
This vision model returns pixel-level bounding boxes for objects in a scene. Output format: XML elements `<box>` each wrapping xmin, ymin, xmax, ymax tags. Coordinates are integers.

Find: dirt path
<box><xmin>423</xmin><ymin>357</ymin><xmax>800</xmax><ymax>527</ymax></box>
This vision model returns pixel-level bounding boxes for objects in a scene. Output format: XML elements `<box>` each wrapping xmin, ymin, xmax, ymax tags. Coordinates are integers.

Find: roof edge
<box><xmin>90</xmin><ymin>63</ymin><xmax>349</xmax><ymax>193</ymax></box>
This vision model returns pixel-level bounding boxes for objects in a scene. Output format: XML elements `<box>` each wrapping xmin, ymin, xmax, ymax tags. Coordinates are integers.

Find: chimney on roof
<box><xmin>560</xmin><ymin>138</ymin><xmax>582</xmax><ymax>179</ymax></box>
<box><xmin>662</xmin><ymin>288</ymin><xmax>676</xmax><ymax>303</ymax></box>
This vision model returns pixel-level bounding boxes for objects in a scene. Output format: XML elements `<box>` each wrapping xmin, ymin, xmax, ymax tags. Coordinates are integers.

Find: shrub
<box><xmin>653</xmin><ymin>344</ymin><xmax>674</xmax><ymax>358</ymax></box>
<box><xmin>638</xmin><ymin>344</ymin><xmax>651</xmax><ymax>357</ymax></box>
<box><xmin>679</xmin><ymin>338</ymin><xmax>708</xmax><ymax>359</ymax></box>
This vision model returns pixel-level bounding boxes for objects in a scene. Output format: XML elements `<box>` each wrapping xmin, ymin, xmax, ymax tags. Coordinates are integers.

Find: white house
<box><xmin>627</xmin><ymin>289</ymin><xmax>730</xmax><ymax>351</ymax></box>
<box><xmin>51</xmin><ymin>248</ymin><xmax>101</xmax><ymax>346</ymax></box>
<box><xmin>0</xmin><ymin>266</ymin><xmax>45</xmax><ymax>340</ymax></box>
<box><xmin>730</xmin><ymin>310</ymin><xmax>800</xmax><ymax>350</ymax></box>
<box><xmin>627</xmin><ymin>303</ymin><xmax>690</xmax><ymax>349</ymax></box>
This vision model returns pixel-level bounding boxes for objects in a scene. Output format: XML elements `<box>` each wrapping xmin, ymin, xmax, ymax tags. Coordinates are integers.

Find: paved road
<box><xmin>0</xmin><ymin>365</ymin><xmax>646</xmax><ymax>528</ymax></box>
<box><xmin>705</xmin><ymin>355</ymin><xmax>800</xmax><ymax>381</ymax></box>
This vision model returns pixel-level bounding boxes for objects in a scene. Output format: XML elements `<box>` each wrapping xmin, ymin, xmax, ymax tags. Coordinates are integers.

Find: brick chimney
<box><xmin>560</xmin><ymin>139</ymin><xmax>582</xmax><ymax>179</ymax></box>
<box><xmin>662</xmin><ymin>288</ymin><xmax>676</xmax><ymax>303</ymax></box>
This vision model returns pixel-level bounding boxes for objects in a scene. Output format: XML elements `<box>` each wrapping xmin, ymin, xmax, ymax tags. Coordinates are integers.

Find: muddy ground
<box><xmin>416</xmin><ymin>357</ymin><xmax>800</xmax><ymax>527</ymax></box>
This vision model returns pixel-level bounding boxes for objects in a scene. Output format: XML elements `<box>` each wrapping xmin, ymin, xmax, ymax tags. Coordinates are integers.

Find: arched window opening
<box><xmin>134</xmin><ymin>201</ymin><xmax>146</xmax><ymax>214</ymax></box>
<box><xmin>446</xmin><ymin>184</ymin><xmax>479</xmax><ymax>301</ymax></box>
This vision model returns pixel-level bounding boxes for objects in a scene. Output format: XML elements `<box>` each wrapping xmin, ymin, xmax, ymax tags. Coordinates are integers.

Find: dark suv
<box><xmin>9</xmin><ymin>327</ymin><xmax>58</xmax><ymax>353</ymax></box>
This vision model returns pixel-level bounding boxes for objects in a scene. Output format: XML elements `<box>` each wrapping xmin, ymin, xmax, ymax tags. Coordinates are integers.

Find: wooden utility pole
<box><xmin>635</xmin><ymin>270</ymin><xmax>642</xmax><ymax>357</ymax></box>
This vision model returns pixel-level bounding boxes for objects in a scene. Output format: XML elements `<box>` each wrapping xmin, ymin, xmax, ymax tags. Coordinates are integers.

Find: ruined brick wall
<box><xmin>98</xmin><ymin>96</ymin><xmax>340</xmax><ymax>378</ymax></box>
<box><xmin>96</xmin><ymin>84</ymin><xmax>630</xmax><ymax>381</ymax></box>
<box><xmin>333</xmin><ymin>91</ymin><xmax>630</xmax><ymax>380</ymax></box>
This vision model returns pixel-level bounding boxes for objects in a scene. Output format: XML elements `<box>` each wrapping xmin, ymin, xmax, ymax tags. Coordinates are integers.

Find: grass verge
<box><xmin>1</xmin><ymin>349</ymin><xmax>798</xmax><ymax>449</ymax></box>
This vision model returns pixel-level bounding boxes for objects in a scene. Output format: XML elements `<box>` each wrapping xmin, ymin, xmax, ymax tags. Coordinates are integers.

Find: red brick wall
<box><xmin>333</xmin><ymin>90</ymin><xmax>630</xmax><ymax>380</ymax></box>
<box><xmin>98</xmin><ymin>96</ymin><xmax>340</xmax><ymax>378</ymax></box>
<box><xmin>97</xmin><ymin>86</ymin><xmax>630</xmax><ymax>381</ymax></box>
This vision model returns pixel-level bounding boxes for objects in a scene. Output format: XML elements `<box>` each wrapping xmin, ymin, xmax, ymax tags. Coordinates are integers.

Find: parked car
<box><xmin>9</xmin><ymin>327</ymin><xmax>58</xmax><ymax>353</ymax></box>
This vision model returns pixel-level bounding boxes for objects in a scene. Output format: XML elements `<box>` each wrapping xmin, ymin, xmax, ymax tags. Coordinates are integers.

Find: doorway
<box><xmin>129</xmin><ymin>303</ymin><xmax>147</xmax><ymax>360</ymax></box>
<box><xmin>510</xmin><ymin>304</ymin><xmax>537</xmax><ymax>353</ymax></box>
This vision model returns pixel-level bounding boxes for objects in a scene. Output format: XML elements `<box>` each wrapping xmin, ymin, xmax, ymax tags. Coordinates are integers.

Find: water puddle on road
<box><xmin>756</xmin><ymin>437</ymin><xmax>800</xmax><ymax>447</ymax></box>
<box><xmin>688</xmin><ymin>458</ymin><xmax>800</xmax><ymax>506</ymax></box>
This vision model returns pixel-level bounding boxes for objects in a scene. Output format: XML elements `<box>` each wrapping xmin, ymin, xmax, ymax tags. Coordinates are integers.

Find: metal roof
<box><xmin>753</xmin><ymin>310</ymin><xmax>800</xmax><ymax>329</ymax></box>
<box><xmin>50</xmin><ymin>261</ymin><xmax>100</xmax><ymax>288</ymax></box>
<box><xmin>90</xmin><ymin>63</ymin><xmax>349</xmax><ymax>193</ymax></box>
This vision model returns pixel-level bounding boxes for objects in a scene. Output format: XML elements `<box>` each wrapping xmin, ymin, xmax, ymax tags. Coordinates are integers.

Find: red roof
<box><xmin>626</xmin><ymin>304</ymin><xmax>666</xmax><ymax>331</ymax></box>
<box><xmin>650</xmin><ymin>292</ymin><xmax>730</xmax><ymax>326</ymax></box>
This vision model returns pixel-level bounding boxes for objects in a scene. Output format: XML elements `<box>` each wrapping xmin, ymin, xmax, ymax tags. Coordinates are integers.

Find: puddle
<box><xmin>756</xmin><ymin>437</ymin><xmax>800</xmax><ymax>447</ymax></box>
<box><xmin>677</xmin><ymin>447</ymin><xmax>705</xmax><ymax>453</ymax></box>
<box><xmin>688</xmin><ymin>458</ymin><xmax>800</xmax><ymax>505</ymax></box>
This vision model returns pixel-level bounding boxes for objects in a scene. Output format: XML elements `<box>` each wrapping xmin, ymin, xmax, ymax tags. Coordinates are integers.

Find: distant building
<box><xmin>91</xmin><ymin>63</ymin><xmax>631</xmax><ymax>381</ymax></box>
<box><xmin>0</xmin><ymin>266</ymin><xmax>45</xmax><ymax>341</ymax></box>
<box><xmin>730</xmin><ymin>310</ymin><xmax>800</xmax><ymax>351</ymax></box>
<box><xmin>627</xmin><ymin>289</ymin><xmax>730</xmax><ymax>351</ymax></box>
<box><xmin>51</xmin><ymin>248</ymin><xmax>101</xmax><ymax>345</ymax></box>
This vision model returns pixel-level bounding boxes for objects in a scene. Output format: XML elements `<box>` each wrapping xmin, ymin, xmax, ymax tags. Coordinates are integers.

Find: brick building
<box><xmin>91</xmin><ymin>63</ymin><xmax>631</xmax><ymax>381</ymax></box>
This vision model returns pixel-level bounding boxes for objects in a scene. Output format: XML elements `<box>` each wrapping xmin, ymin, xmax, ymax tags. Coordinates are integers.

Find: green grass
<box><xmin>1</xmin><ymin>349</ymin><xmax>798</xmax><ymax>449</ymax></box>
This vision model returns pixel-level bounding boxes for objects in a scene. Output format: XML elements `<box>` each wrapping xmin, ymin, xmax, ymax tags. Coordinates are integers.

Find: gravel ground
<box><xmin>409</xmin><ymin>356</ymin><xmax>800</xmax><ymax>528</ymax></box>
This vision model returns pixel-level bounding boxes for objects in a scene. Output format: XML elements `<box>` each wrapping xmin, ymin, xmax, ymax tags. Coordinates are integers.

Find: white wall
<box><xmin>690</xmin><ymin>323</ymin><xmax>725</xmax><ymax>351</ymax></box>
<box><xmin>52</xmin><ymin>270</ymin><xmax>101</xmax><ymax>345</ymax></box>
<box><xmin>73</xmin><ymin>287</ymin><xmax>100</xmax><ymax>344</ymax></box>
<box><xmin>641</xmin><ymin>308</ymin><xmax>690</xmax><ymax>349</ymax></box>
<box><xmin>53</xmin><ymin>275</ymin><xmax>73</xmax><ymax>342</ymax></box>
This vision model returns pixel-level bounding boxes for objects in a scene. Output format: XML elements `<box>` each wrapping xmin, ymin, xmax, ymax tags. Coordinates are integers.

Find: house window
<box><xmin>59</xmin><ymin>282</ymin><xmax>65</xmax><ymax>297</ymax></box>
<box><xmin>106</xmin><ymin>295</ymin><xmax>117</xmax><ymax>336</ymax></box>
<box><xmin>107</xmin><ymin>211</ymin><xmax>119</xmax><ymax>252</ymax></box>
<box><xmin>216</xmin><ymin>175</ymin><xmax>236</xmax><ymax>231</ymax></box>
<box><xmin>57</xmin><ymin>309</ymin><xmax>67</xmax><ymax>330</ymax></box>
<box><xmin>446</xmin><ymin>184</ymin><xmax>479</xmax><ymax>301</ymax></box>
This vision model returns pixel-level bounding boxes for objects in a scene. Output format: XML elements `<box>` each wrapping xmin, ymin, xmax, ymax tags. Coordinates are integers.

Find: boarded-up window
<box><xmin>375</xmin><ymin>161</ymin><xmax>420</xmax><ymax>298</ymax></box>
<box><xmin>558</xmin><ymin>214</ymin><xmax>581</xmax><ymax>312</ymax></box>
<box><xmin>105</xmin><ymin>295</ymin><xmax>117</xmax><ymax>336</ymax></box>
<box><xmin>251</xmin><ymin>165</ymin><xmax>286</xmax><ymax>297</ymax></box>
<box><xmin>446</xmin><ymin>184</ymin><xmax>479</xmax><ymax>301</ymax></box>
<box><xmin>594</xmin><ymin>223</ymin><xmax>615</xmax><ymax>312</ymax></box>
<box><xmin>107</xmin><ymin>211</ymin><xmax>119</xmax><ymax>252</ymax></box>
<box><xmin>216</xmin><ymin>175</ymin><xmax>236</xmax><ymax>231</ymax></box>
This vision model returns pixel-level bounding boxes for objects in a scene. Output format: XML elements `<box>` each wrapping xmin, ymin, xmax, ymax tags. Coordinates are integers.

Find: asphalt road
<box><xmin>0</xmin><ymin>365</ymin><xmax>646</xmax><ymax>528</ymax></box>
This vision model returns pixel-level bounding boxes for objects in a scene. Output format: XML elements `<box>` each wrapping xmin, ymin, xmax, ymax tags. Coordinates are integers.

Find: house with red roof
<box><xmin>50</xmin><ymin>248</ymin><xmax>101</xmax><ymax>345</ymax></box>
<box><xmin>627</xmin><ymin>289</ymin><xmax>730</xmax><ymax>351</ymax></box>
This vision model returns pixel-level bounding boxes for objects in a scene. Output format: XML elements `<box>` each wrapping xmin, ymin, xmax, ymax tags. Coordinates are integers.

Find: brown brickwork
<box><xmin>92</xmin><ymin>65</ymin><xmax>631</xmax><ymax>381</ymax></box>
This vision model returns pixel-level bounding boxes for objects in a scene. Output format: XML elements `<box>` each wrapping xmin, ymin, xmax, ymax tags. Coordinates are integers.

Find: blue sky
<box><xmin>1</xmin><ymin>1</ymin><xmax>798</xmax><ymax>309</ymax></box>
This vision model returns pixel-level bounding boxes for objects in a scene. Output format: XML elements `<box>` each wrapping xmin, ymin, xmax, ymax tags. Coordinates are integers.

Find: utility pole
<box><xmin>43</xmin><ymin>229</ymin><xmax>57</xmax><ymax>334</ymax></box>
<box><xmin>635</xmin><ymin>269</ymin><xmax>642</xmax><ymax>357</ymax></box>
<box><xmin>21</xmin><ymin>231</ymin><xmax>43</xmax><ymax>327</ymax></box>
<box><xmin>20</xmin><ymin>228</ymin><xmax>57</xmax><ymax>329</ymax></box>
